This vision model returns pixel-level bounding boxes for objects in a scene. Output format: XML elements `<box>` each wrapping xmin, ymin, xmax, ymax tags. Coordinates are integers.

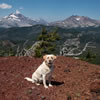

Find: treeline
<box><xmin>0</xmin><ymin>27</ymin><xmax>60</xmax><ymax>57</ymax></box>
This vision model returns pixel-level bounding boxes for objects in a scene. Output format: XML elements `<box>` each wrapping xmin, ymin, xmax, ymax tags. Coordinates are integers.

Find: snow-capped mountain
<box><xmin>1</xmin><ymin>13</ymin><xmax>100</xmax><ymax>28</ymax></box>
<box><xmin>0</xmin><ymin>12</ymin><xmax>48</xmax><ymax>28</ymax></box>
<box><xmin>50</xmin><ymin>15</ymin><xmax>100</xmax><ymax>28</ymax></box>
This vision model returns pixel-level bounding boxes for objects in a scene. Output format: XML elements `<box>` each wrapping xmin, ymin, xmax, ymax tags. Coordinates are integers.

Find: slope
<box><xmin>0</xmin><ymin>56</ymin><xmax>100</xmax><ymax>100</ymax></box>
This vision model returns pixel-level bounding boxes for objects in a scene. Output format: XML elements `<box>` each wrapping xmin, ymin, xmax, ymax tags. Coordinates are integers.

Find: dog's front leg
<box><xmin>48</xmin><ymin>74</ymin><xmax>52</xmax><ymax>87</ymax></box>
<box><xmin>43</xmin><ymin>75</ymin><xmax>48</xmax><ymax>88</ymax></box>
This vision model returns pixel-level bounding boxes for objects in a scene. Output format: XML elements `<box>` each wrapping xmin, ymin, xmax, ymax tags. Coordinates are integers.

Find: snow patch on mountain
<box><xmin>9</xmin><ymin>14</ymin><xmax>18</xmax><ymax>19</ymax></box>
<box><xmin>16</xmin><ymin>10</ymin><xmax>20</xmax><ymax>14</ymax></box>
<box><xmin>7</xmin><ymin>14</ymin><xmax>20</xmax><ymax>21</ymax></box>
<box><xmin>76</xmin><ymin>17</ymin><xmax>80</xmax><ymax>21</ymax></box>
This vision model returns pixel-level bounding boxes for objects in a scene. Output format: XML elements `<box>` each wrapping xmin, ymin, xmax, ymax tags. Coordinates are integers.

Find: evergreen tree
<box><xmin>84</xmin><ymin>50</ymin><xmax>96</xmax><ymax>61</ymax></box>
<box><xmin>86</xmin><ymin>50</ymin><xmax>91</xmax><ymax>59</ymax></box>
<box><xmin>35</xmin><ymin>27</ymin><xmax>60</xmax><ymax>57</ymax></box>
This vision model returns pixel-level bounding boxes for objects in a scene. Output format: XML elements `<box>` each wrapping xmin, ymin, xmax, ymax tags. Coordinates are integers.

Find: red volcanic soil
<box><xmin>0</xmin><ymin>56</ymin><xmax>100</xmax><ymax>100</ymax></box>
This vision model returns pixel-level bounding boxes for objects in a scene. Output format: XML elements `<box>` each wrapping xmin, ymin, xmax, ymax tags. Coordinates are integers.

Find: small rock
<box><xmin>32</xmin><ymin>86</ymin><xmax>35</xmax><ymax>90</ymax></box>
<box><xmin>64</xmin><ymin>69</ymin><xmax>71</xmax><ymax>73</ymax></box>
<box><xmin>67</xmin><ymin>95</ymin><xmax>71</xmax><ymax>100</ymax></box>
<box><xmin>36</xmin><ymin>92</ymin><xmax>40</xmax><ymax>96</ymax></box>
<box><xmin>27</xmin><ymin>89</ymin><xmax>33</xmax><ymax>94</ymax></box>
<box><xmin>58</xmin><ymin>66</ymin><xmax>61</xmax><ymax>68</ymax></box>
<box><xmin>41</xmin><ymin>96</ymin><xmax>46</xmax><ymax>100</ymax></box>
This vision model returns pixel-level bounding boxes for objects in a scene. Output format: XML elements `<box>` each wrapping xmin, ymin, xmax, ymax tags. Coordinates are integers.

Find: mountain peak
<box><xmin>4</xmin><ymin>13</ymin><xmax>21</xmax><ymax>22</ymax></box>
<box><xmin>51</xmin><ymin>15</ymin><xmax>100</xmax><ymax>28</ymax></box>
<box><xmin>67</xmin><ymin>15</ymin><xmax>88</xmax><ymax>20</ymax></box>
<box><xmin>0</xmin><ymin>12</ymin><xmax>47</xmax><ymax>28</ymax></box>
<box><xmin>68</xmin><ymin>15</ymin><xmax>82</xmax><ymax>21</ymax></box>
<box><xmin>15</xmin><ymin>10</ymin><xmax>20</xmax><ymax>14</ymax></box>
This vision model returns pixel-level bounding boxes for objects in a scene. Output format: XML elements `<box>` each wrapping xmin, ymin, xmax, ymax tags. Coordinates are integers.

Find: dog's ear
<box><xmin>43</xmin><ymin>55</ymin><xmax>47</xmax><ymax>60</ymax></box>
<box><xmin>53</xmin><ymin>55</ymin><xmax>57</xmax><ymax>59</ymax></box>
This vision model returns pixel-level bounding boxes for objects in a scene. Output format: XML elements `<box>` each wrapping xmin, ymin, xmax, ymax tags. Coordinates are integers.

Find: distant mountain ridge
<box><xmin>0</xmin><ymin>13</ymin><xmax>100</xmax><ymax>28</ymax></box>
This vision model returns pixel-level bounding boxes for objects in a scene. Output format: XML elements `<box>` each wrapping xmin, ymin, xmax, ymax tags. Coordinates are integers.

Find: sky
<box><xmin>0</xmin><ymin>0</ymin><xmax>100</xmax><ymax>22</ymax></box>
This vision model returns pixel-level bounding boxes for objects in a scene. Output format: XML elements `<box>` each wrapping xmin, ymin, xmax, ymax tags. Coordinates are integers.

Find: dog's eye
<box><xmin>51</xmin><ymin>57</ymin><xmax>53</xmax><ymax>59</ymax></box>
<box><xmin>47</xmin><ymin>57</ymin><xmax>49</xmax><ymax>59</ymax></box>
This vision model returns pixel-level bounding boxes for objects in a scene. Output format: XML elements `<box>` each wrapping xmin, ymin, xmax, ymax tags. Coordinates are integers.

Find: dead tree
<box><xmin>15</xmin><ymin>45</ymin><xmax>20</xmax><ymax>56</ymax></box>
<box><xmin>24</xmin><ymin>41</ymin><xmax>41</xmax><ymax>57</ymax></box>
<box><xmin>60</xmin><ymin>41</ymin><xmax>96</xmax><ymax>56</ymax></box>
<box><xmin>15</xmin><ymin>40</ymin><xmax>29</xmax><ymax>56</ymax></box>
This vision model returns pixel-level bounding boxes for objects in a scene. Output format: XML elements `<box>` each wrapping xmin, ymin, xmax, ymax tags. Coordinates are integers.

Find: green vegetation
<box><xmin>80</xmin><ymin>49</ymin><xmax>100</xmax><ymax>65</ymax></box>
<box><xmin>0</xmin><ymin>25</ymin><xmax>100</xmax><ymax>65</ymax></box>
<box><xmin>34</xmin><ymin>27</ymin><xmax>60</xmax><ymax>57</ymax></box>
<box><xmin>0</xmin><ymin>48</ymin><xmax>15</xmax><ymax>56</ymax></box>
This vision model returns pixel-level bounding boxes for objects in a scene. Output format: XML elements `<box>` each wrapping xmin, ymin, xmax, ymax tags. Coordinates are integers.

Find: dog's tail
<box><xmin>24</xmin><ymin>77</ymin><xmax>34</xmax><ymax>83</ymax></box>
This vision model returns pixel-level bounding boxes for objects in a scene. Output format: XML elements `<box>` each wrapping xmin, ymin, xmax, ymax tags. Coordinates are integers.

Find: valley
<box><xmin>0</xmin><ymin>25</ymin><xmax>100</xmax><ymax>65</ymax></box>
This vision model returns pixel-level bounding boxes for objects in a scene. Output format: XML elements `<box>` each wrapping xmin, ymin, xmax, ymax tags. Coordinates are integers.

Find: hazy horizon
<box><xmin>0</xmin><ymin>0</ymin><xmax>100</xmax><ymax>22</ymax></box>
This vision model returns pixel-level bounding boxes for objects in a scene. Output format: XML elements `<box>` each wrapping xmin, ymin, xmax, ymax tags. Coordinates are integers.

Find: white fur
<box><xmin>24</xmin><ymin>54</ymin><xmax>56</xmax><ymax>88</ymax></box>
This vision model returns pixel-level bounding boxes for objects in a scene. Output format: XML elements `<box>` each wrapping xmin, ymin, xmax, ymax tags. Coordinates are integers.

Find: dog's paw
<box><xmin>32</xmin><ymin>81</ymin><xmax>34</xmax><ymax>83</ymax></box>
<box><xmin>49</xmin><ymin>84</ymin><xmax>52</xmax><ymax>87</ymax></box>
<box><xmin>44</xmin><ymin>86</ymin><xmax>48</xmax><ymax>88</ymax></box>
<box><xmin>36</xmin><ymin>83</ymin><xmax>40</xmax><ymax>85</ymax></box>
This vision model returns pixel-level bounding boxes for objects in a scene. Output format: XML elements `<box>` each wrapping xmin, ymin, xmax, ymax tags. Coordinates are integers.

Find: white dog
<box><xmin>24</xmin><ymin>54</ymin><xmax>56</xmax><ymax>88</ymax></box>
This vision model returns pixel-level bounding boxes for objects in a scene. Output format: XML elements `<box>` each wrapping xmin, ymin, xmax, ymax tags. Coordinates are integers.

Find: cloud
<box><xmin>0</xmin><ymin>3</ymin><xmax>12</xmax><ymax>9</ymax></box>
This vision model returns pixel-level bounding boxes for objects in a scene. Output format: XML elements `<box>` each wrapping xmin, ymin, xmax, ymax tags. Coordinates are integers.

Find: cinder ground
<box><xmin>0</xmin><ymin>56</ymin><xmax>100</xmax><ymax>100</ymax></box>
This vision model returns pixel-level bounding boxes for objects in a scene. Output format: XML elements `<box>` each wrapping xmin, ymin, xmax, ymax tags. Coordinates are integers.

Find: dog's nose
<box><xmin>49</xmin><ymin>60</ymin><xmax>52</xmax><ymax>62</ymax></box>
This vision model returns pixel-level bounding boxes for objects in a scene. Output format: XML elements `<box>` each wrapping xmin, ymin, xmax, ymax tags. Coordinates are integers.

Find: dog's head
<box><xmin>43</xmin><ymin>54</ymin><xmax>57</xmax><ymax>65</ymax></box>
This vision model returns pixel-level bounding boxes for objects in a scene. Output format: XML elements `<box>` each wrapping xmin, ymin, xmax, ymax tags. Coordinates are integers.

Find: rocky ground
<box><xmin>0</xmin><ymin>56</ymin><xmax>100</xmax><ymax>100</ymax></box>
